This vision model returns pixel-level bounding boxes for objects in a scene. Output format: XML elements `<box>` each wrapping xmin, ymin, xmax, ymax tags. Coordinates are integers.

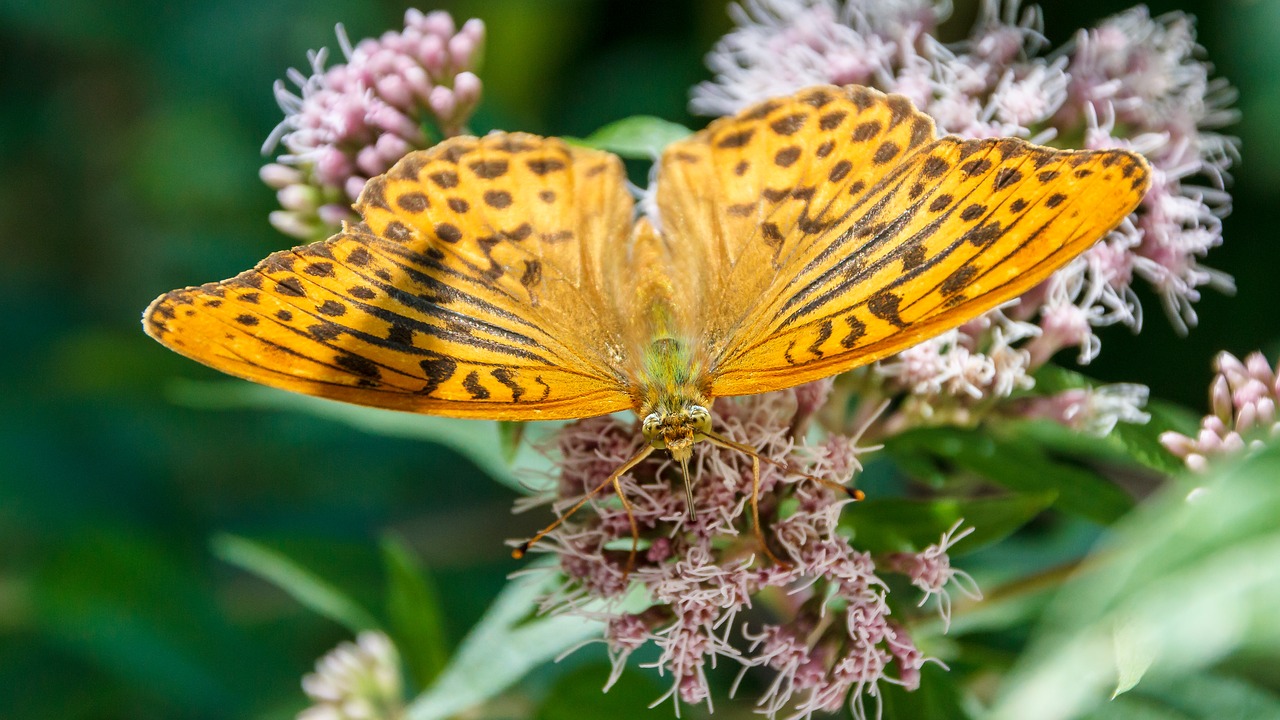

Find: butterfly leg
<box><xmin>701</xmin><ymin>430</ymin><xmax>867</xmax><ymax>568</ymax></box>
<box><xmin>513</xmin><ymin>444</ymin><xmax>654</xmax><ymax>578</ymax></box>
<box><xmin>745</xmin><ymin>452</ymin><xmax>788</xmax><ymax>569</ymax></box>
<box><xmin>612</xmin><ymin>466</ymin><xmax>641</xmax><ymax>583</ymax></box>
<box><xmin>699</xmin><ymin>433</ymin><xmax>788</xmax><ymax>568</ymax></box>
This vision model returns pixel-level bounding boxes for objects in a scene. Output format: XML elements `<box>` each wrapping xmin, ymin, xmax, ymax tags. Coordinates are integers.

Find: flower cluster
<box><xmin>262</xmin><ymin>9</ymin><xmax>485</xmax><ymax>240</ymax></box>
<box><xmin>524</xmin><ymin>385</ymin><xmax>976</xmax><ymax>718</ymax></box>
<box><xmin>299</xmin><ymin>631</ymin><xmax>405</xmax><ymax>720</ymax></box>
<box><xmin>693</xmin><ymin>0</ymin><xmax>1236</xmax><ymax>434</ymax></box>
<box><xmin>1161</xmin><ymin>351</ymin><xmax>1280</xmax><ymax>472</ymax></box>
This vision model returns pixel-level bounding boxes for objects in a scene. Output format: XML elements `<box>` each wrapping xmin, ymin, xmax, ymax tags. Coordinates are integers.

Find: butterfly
<box><xmin>144</xmin><ymin>84</ymin><xmax>1149</xmax><ymax>559</ymax></box>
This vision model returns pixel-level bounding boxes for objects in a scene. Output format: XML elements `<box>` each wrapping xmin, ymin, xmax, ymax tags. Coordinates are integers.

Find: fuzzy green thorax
<box><xmin>634</xmin><ymin>295</ymin><xmax>713</xmax><ymax>514</ymax></box>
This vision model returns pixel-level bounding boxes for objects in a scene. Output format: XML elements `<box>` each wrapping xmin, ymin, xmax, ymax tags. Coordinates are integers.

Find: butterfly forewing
<box><xmin>145</xmin><ymin>133</ymin><xmax>636</xmax><ymax>420</ymax></box>
<box><xmin>654</xmin><ymin>85</ymin><xmax>1150</xmax><ymax>397</ymax></box>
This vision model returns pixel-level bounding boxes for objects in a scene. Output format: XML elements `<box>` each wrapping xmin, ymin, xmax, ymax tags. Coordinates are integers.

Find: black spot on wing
<box><xmin>491</xmin><ymin>367</ymin><xmax>523</xmax><ymax>402</ymax></box>
<box><xmin>806</xmin><ymin>319</ymin><xmax>832</xmax><ymax>359</ymax></box>
<box><xmin>463</xmin><ymin>370</ymin><xmax>490</xmax><ymax>399</ymax></box>
<box><xmin>419</xmin><ymin>353</ymin><xmax>456</xmax><ymax>396</ymax></box>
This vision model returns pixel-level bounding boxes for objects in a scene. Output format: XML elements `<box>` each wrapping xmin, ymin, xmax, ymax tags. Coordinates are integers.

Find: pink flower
<box><xmin>261</xmin><ymin>9</ymin><xmax>485</xmax><ymax>240</ymax></box>
<box><xmin>1017</xmin><ymin>383</ymin><xmax>1151</xmax><ymax>436</ymax></box>
<box><xmin>884</xmin><ymin>521</ymin><xmax>983</xmax><ymax>631</ymax></box>
<box><xmin>693</xmin><ymin>1</ymin><xmax>1235</xmax><ymax>438</ymax></box>
<box><xmin>298</xmin><ymin>632</ymin><xmax>404</xmax><ymax>720</ymax></box>
<box><xmin>1162</xmin><ymin>352</ymin><xmax>1280</xmax><ymax>471</ymax></box>
<box><xmin>524</xmin><ymin>388</ymin><xmax>967</xmax><ymax>717</ymax></box>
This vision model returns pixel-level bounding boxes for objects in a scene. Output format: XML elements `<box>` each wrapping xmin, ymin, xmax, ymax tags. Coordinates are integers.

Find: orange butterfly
<box><xmin>145</xmin><ymin>85</ymin><xmax>1149</xmax><ymax>557</ymax></box>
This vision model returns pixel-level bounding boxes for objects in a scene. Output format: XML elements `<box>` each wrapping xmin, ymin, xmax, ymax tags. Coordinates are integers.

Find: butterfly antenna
<box><xmin>701</xmin><ymin>429</ymin><xmax>865</xmax><ymax>502</ymax></box>
<box><xmin>513</xmin><ymin>444</ymin><xmax>652</xmax><ymax>581</ymax></box>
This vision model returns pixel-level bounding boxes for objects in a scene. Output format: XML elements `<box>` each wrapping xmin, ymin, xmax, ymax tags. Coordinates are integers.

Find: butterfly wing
<box><xmin>145</xmin><ymin>133</ymin><xmax>637</xmax><ymax>420</ymax></box>
<box><xmin>655</xmin><ymin>85</ymin><xmax>1150</xmax><ymax>397</ymax></box>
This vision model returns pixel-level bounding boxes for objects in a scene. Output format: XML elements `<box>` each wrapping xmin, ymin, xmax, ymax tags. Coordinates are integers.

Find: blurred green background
<box><xmin>2</xmin><ymin>0</ymin><xmax>1278</xmax><ymax>718</ymax></box>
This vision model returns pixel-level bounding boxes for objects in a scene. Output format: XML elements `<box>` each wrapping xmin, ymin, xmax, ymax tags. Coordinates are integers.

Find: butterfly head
<box><xmin>642</xmin><ymin>403</ymin><xmax>712</xmax><ymax>517</ymax></box>
<box><xmin>641</xmin><ymin>403</ymin><xmax>711</xmax><ymax>455</ymax></box>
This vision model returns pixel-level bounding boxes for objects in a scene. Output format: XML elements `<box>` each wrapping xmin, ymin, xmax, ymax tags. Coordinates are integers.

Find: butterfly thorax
<box><xmin>636</xmin><ymin>334</ymin><xmax>712</xmax><ymax>447</ymax></box>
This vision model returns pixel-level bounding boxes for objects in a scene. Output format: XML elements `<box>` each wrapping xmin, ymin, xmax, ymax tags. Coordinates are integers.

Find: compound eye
<box><xmin>641</xmin><ymin>412</ymin><xmax>661</xmax><ymax>438</ymax></box>
<box><xmin>689</xmin><ymin>405</ymin><xmax>712</xmax><ymax>431</ymax></box>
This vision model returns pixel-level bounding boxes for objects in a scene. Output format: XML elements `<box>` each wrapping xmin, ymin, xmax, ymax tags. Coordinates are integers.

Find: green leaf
<box><xmin>881</xmin><ymin>663</ymin><xmax>971</xmax><ymax>720</ymax></box>
<box><xmin>535</xmin><ymin>662</ymin><xmax>666</xmax><ymax>720</ymax></box>
<box><xmin>1134</xmin><ymin>672</ymin><xmax>1280</xmax><ymax>719</ymax></box>
<box><xmin>406</xmin><ymin>566</ymin><xmax>633</xmax><ymax>720</ymax></box>
<box><xmin>1010</xmin><ymin>409</ymin><xmax>1192</xmax><ymax>478</ymax></box>
<box><xmin>884</xmin><ymin>425</ymin><xmax>1133</xmax><ymax>525</ymax></box>
<box><xmin>498</xmin><ymin>420</ymin><xmax>526</xmax><ymax>464</ymax></box>
<box><xmin>1110</xmin><ymin>616</ymin><xmax>1155</xmax><ymax>698</ymax></box>
<box><xmin>569</xmin><ymin>116</ymin><xmax>693</xmax><ymax>158</ymax></box>
<box><xmin>1030</xmin><ymin>363</ymin><xmax>1092</xmax><ymax>394</ymax></box>
<box><xmin>1081</xmin><ymin>695</ymin><xmax>1189</xmax><ymax>720</ymax></box>
<box><xmin>1110</xmin><ymin>399</ymin><xmax>1200</xmax><ymax>475</ymax></box>
<box><xmin>211</xmin><ymin>533</ymin><xmax>379</xmax><ymax>633</ymax></box>
<box><xmin>1083</xmin><ymin>673</ymin><xmax>1280</xmax><ymax>720</ymax></box>
<box><xmin>987</xmin><ymin>442</ymin><xmax>1280</xmax><ymax>720</ymax></box>
<box><xmin>381</xmin><ymin>536</ymin><xmax>450</xmax><ymax>689</ymax></box>
<box><xmin>843</xmin><ymin>491</ymin><xmax>1056</xmax><ymax>555</ymax></box>
<box><xmin>167</xmin><ymin>380</ymin><xmax>556</xmax><ymax>494</ymax></box>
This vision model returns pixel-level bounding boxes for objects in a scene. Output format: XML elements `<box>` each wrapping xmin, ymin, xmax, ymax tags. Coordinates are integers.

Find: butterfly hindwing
<box><xmin>144</xmin><ymin>134</ymin><xmax>636</xmax><ymax>420</ymax></box>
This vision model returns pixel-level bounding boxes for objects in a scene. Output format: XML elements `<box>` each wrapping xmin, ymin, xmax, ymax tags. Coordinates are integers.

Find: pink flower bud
<box><xmin>1215</xmin><ymin>351</ymin><xmax>1246</xmax><ymax>380</ymax></box>
<box><xmin>1236</xmin><ymin>403</ymin><xmax>1258</xmax><ymax>433</ymax></box>
<box><xmin>1258</xmin><ymin>397</ymin><xmax>1277</xmax><ymax>426</ymax></box>
<box><xmin>1160</xmin><ymin>431</ymin><xmax>1194</xmax><ymax>458</ymax></box>
<box><xmin>448</xmin><ymin>32</ymin><xmax>478</xmax><ymax>71</ymax></box>
<box><xmin>269</xmin><ymin>210</ymin><xmax>314</xmax><ymax>239</ymax></box>
<box><xmin>344</xmin><ymin>176</ymin><xmax>368</xmax><ymax>203</ymax></box>
<box><xmin>366</xmin><ymin>104</ymin><xmax>420</xmax><ymax>141</ymax></box>
<box><xmin>421</xmin><ymin>10</ymin><xmax>456</xmax><ymax>39</ymax></box>
<box><xmin>378</xmin><ymin>30</ymin><xmax>401</xmax><ymax>53</ymax></box>
<box><xmin>460</xmin><ymin>18</ymin><xmax>486</xmax><ymax>46</ymax></box>
<box><xmin>355</xmin><ymin>145</ymin><xmax>385</xmax><ymax>177</ymax></box>
<box><xmin>1197</xmin><ymin>426</ymin><xmax>1224</xmax><ymax>451</ymax></box>
<box><xmin>428</xmin><ymin>85</ymin><xmax>457</xmax><ymax>121</ymax></box>
<box><xmin>313</xmin><ymin>147</ymin><xmax>353</xmax><ymax>187</ymax></box>
<box><xmin>679</xmin><ymin>674</ymin><xmax>709</xmax><ymax>704</ymax></box>
<box><xmin>402</xmin><ymin>66</ymin><xmax>433</xmax><ymax>103</ymax></box>
<box><xmin>375</xmin><ymin>74</ymin><xmax>413</xmax><ymax>109</ymax></box>
<box><xmin>1223</xmin><ymin>431</ymin><xmax>1246</xmax><ymax>453</ymax></box>
<box><xmin>415</xmin><ymin>33</ymin><xmax>447</xmax><ymax>77</ymax></box>
<box><xmin>1245</xmin><ymin>353</ymin><xmax>1275</xmax><ymax>384</ymax></box>
<box><xmin>277</xmin><ymin>184</ymin><xmax>319</xmax><ymax>212</ymax></box>
<box><xmin>353</xmin><ymin>37</ymin><xmax>380</xmax><ymax>59</ymax></box>
<box><xmin>453</xmin><ymin>71</ymin><xmax>483</xmax><ymax>106</ymax></box>
<box><xmin>374</xmin><ymin>132</ymin><xmax>412</xmax><ymax>165</ymax></box>
<box><xmin>259</xmin><ymin>163</ymin><xmax>304</xmax><ymax>188</ymax></box>
<box><xmin>1210</xmin><ymin>374</ymin><xmax>1233</xmax><ymax>423</ymax></box>
<box><xmin>317</xmin><ymin>203</ymin><xmax>353</xmax><ymax>226</ymax></box>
